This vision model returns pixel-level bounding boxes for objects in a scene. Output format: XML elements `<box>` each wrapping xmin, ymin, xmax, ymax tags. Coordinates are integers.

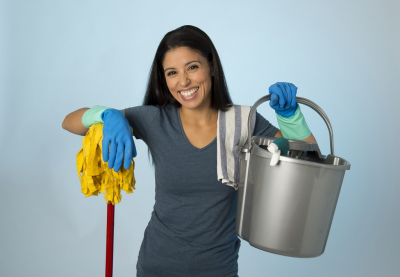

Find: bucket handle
<box><xmin>247</xmin><ymin>95</ymin><xmax>335</xmax><ymax>155</ymax></box>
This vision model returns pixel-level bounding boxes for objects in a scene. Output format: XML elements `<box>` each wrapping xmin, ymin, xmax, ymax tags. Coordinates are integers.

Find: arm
<box><xmin>269</xmin><ymin>82</ymin><xmax>317</xmax><ymax>144</ymax></box>
<box><xmin>63</xmin><ymin>106</ymin><xmax>135</xmax><ymax>171</ymax></box>
<box><xmin>274</xmin><ymin>130</ymin><xmax>317</xmax><ymax>143</ymax></box>
<box><xmin>61</xmin><ymin>108</ymin><xmax>90</xmax><ymax>136</ymax></box>
<box><xmin>61</xmin><ymin>106</ymin><xmax>126</xmax><ymax>136</ymax></box>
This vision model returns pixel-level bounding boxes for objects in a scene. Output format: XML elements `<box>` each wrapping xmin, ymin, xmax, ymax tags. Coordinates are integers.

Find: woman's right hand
<box><xmin>101</xmin><ymin>109</ymin><xmax>137</xmax><ymax>172</ymax></box>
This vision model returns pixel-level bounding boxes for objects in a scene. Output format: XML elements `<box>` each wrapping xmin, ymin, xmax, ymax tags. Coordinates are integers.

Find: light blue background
<box><xmin>1</xmin><ymin>0</ymin><xmax>399</xmax><ymax>276</ymax></box>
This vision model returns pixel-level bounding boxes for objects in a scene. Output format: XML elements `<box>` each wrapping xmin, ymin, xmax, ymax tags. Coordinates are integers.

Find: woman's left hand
<box><xmin>269</xmin><ymin>82</ymin><xmax>298</xmax><ymax>117</ymax></box>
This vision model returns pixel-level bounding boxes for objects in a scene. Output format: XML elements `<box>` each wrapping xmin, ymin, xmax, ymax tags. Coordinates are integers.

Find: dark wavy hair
<box><xmin>143</xmin><ymin>25</ymin><xmax>233</xmax><ymax>111</ymax></box>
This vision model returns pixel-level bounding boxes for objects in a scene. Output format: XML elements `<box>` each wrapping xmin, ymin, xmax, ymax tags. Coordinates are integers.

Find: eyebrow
<box><xmin>164</xmin><ymin>60</ymin><xmax>201</xmax><ymax>73</ymax></box>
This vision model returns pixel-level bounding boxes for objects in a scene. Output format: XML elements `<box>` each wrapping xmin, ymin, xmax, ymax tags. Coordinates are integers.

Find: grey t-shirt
<box><xmin>124</xmin><ymin>104</ymin><xmax>278</xmax><ymax>277</ymax></box>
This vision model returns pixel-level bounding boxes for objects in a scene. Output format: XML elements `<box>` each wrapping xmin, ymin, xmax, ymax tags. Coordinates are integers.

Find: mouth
<box><xmin>178</xmin><ymin>86</ymin><xmax>199</xmax><ymax>100</ymax></box>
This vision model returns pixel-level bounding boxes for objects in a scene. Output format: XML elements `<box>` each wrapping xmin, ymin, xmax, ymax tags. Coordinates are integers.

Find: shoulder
<box><xmin>219</xmin><ymin>104</ymin><xmax>250</xmax><ymax>114</ymax></box>
<box><xmin>125</xmin><ymin>104</ymin><xmax>160</xmax><ymax>114</ymax></box>
<box><xmin>253</xmin><ymin>110</ymin><xmax>279</xmax><ymax>137</ymax></box>
<box><xmin>124</xmin><ymin>105</ymin><xmax>160</xmax><ymax>120</ymax></box>
<box><xmin>159</xmin><ymin>104</ymin><xmax>178</xmax><ymax>114</ymax></box>
<box><xmin>123</xmin><ymin>105</ymin><xmax>165</xmax><ymax>140</ymax></box>
<box><xmin>125</xmin><ymin>104</ymin><xmax>181</xmax><ymax>123</ymax></box>
<box><xmin>227</xmin><ymin>104</ymin><xmax>278</xmax><ymax>137</ymax></box>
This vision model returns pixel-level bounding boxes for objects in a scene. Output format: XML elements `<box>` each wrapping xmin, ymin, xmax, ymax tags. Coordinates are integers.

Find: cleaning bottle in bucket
<box><xmin>267</xmin><ymin>138</ymin><xmax>289</xmax><ymax>166</ymax></box>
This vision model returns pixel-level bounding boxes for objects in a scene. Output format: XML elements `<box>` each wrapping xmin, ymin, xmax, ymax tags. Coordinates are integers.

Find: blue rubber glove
<box><xmin>269</xmin><ymin>82</ymin><xmax>298</xmax><ymax>117</ymax></box>
<box><xmin>101</xmin><ymin>109</ymin><xmax>137</xmax><ymax>172</ymax></box>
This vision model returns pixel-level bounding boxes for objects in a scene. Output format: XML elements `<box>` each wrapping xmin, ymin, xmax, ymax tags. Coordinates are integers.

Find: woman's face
<box><xmin>163</xmin><ymin>47</ymin><xmax>213</xmax><ymax>111</ymax></box>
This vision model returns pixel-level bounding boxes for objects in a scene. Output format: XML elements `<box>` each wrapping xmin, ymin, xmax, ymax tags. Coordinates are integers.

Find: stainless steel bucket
<box><xmin>236</xmin><ymin>95</ymin><xmax>351</xmax><ymax>258</ymax></box>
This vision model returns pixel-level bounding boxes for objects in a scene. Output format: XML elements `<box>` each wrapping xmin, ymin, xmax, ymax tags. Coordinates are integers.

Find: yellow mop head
<box><xmin>76</xmin><ymin>123</ymin><xmax>136</xmax><ymax>204</ymax></box>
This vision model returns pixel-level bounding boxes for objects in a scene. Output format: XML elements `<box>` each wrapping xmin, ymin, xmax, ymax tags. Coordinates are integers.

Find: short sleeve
<box><xmin>124</xmin><ymin>105</ymin><xmax>160</xmax><ymax>141</ymax></box>
<box><xmin>252</xmin><ymin>111</ymin><xmax>279</xmax><ymax>137</ymax></box>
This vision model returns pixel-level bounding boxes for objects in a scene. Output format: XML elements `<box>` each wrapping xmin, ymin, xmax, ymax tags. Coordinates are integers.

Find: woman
<box><xmin>62</xmin><ymin>25</ymin><xmax>316</xmax><ymax>277</ymax></box>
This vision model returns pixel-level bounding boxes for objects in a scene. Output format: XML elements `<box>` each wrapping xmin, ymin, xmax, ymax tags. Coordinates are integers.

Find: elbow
<box><xmin>61</xmin><ymin>114</ymin><xmax>73</xmax><ymax>131</ymax></box>
<box><xmin>61</xmin><ymin>116</ymin><xmax>74</xmax><ymax>132</ymax></box>
<box><xmin>61</xmin><ymin>108</ymin><xmax>90</xmax><ymax>135</ymax></box>
<box><xmin>61</xmin><ymin>118</ymin><xmax>67</xmax><ymax>130</ymax></box>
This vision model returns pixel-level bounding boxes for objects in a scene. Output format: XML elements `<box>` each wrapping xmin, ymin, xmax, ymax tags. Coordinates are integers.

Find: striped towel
<box><xmin>217</xmin><ymin>105</ymin><xmax>256</xmax><ymax>190</ymax></box>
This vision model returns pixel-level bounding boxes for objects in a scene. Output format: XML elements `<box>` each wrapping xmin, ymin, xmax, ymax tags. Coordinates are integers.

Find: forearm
<box><xmin>268</xmin><ymin>82</ymin><xmax>317</xmax><ymax>144</ymax></box>
<box><xmin>62</xmin><ymin>108</ymin><xmax>90</xmax><ymax>136</ymax></box>
<box><xmin>301</xmin><ymin>132</ymin><xmax>317</xmax><ymax>143</ymax></box>
<box><xmin>274</xmin><ymin>130</ymin><xmax>317</xmax><ymax>143</ymax></box>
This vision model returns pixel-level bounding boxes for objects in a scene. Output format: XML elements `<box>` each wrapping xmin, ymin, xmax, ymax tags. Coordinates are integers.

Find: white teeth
<box><xmin>180</xmin><ymin>87</ymin><xmax>198</xmax><ymax>97</ymax></box>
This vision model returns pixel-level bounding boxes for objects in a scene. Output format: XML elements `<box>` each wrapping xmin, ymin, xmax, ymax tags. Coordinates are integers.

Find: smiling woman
<box><xmin>142</xmin><ymin>25</ymin><xmax>233</xmax><ymax>112</ymax></box>
<box><xmin>162</xmin><ymin>47</ymin><xmax>217</xmax><ymax>148</ymax></box>
<box><xmin>163</xmin><ymin>47</ymin><xmax>213</xmax><ymax>108</ymax></box>
<box><xmin>163</xmin><ymin>47</ymin><xmax>213</xmax><ymax>109</ymax></box>
<box><xmin>62</xmin><ymin>25</ymin><xmax>314</xmax><ymax>277</ymax></box>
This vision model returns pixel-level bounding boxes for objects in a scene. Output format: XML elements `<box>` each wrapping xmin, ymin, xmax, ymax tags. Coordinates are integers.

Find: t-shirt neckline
<box><xmin>175</xmin><ymin>107</ymin><xmax>217</xmax><ymax>151</ymax></box>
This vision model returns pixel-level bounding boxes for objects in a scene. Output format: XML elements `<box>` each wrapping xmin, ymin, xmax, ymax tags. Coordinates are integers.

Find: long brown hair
<box><xmin>143</xmin><ymin>25</ymin><xmax>233</xmax><ymax>111</ymax></box>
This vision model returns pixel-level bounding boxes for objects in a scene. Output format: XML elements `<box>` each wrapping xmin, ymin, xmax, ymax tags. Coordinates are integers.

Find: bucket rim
<box><xmin>250</xmin><ymin>143</ymin><xmax>351</xmax><ymax>171</ymax></box>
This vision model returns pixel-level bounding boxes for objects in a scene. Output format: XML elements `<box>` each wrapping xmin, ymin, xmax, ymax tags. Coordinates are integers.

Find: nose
<box><xmin>179</xmin><ymin>72</ymin><xmax>190</xmax><ymax>87</ymax></box>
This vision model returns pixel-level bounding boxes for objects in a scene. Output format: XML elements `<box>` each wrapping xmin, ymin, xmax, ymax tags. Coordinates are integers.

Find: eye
<box><xmin>167</xmin><ymin>71</ymin><xmax>177</xmax><ymax>76</ymax></box>
<box><xmin>188</xmin><ymin>65</ymin><xmax>199</xmax><ymax>70</ymax></box>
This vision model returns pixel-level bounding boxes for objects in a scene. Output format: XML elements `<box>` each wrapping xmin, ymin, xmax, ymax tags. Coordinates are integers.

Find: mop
<box><xmin>76</xmin><ymin>123</ymin><xmax>136</xmax><ymax>277</ymax></box>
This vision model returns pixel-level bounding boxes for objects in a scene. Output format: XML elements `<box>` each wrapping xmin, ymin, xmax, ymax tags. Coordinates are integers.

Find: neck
<box><xmin>179</xmin><ymin>105</ymin><xmax>218</xmax><ymax>126</ymax></box>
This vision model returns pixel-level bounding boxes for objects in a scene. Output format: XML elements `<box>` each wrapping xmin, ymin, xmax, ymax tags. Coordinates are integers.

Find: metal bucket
<box><xmin>236</xmin><ymin>95</ymin><xmax>351</xmax><ymax>258</ymax></box>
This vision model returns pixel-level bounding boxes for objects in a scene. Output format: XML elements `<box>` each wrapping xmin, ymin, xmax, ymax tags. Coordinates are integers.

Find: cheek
<box><xmin>165</xmin><ymin>79</ymin><xmax>176</xmax><ymax>93</ymax></box>
<box><xmin>202</xmin><ymin>76</ymin><xmax>213</xmax><ymax>92</ymax></box>
<box><xmin>197</xmin><ymin>72</ymin><xmax>212</xmax><ymax>88</ymax></box>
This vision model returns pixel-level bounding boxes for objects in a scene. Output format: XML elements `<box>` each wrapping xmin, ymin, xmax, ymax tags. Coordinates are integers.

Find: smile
<box><xmin>179</xmin><ymin>87</ymin><xmax>199</xmax><ymax>97</ymax></box>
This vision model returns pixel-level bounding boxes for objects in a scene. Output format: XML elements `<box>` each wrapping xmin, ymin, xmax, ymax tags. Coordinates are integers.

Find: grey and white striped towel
<box><xmin>217</xmin><ymin>105</ymin><xmax>256</xmax><ymax>190</ymax></box>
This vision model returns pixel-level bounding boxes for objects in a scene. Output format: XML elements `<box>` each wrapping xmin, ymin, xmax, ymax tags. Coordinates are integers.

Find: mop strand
<box><xmin>76</xmin><ymin>123</ymin><xmax>136</xmax><ymax>204</ymax></box>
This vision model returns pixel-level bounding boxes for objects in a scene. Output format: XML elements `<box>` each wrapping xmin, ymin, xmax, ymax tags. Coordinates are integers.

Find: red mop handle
<box><xmin>106</xmin><ymin>202</ymin><xmax>115</xmax><ymax>277</ymax></box>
